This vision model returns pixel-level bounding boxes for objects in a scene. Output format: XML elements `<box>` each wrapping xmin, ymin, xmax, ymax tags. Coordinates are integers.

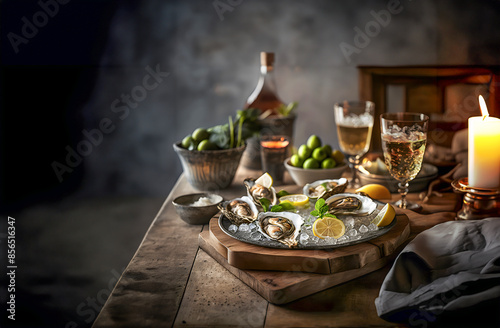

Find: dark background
<box><xmin>1</xmin><ymin>0</ymin><xmax>500</xmax><ymax>327</ymax></box>
<box><xmin>3</xmin><ymin>0</ymin><xmax>500</xmax><ymax>210</ymax></box>
<box><xmin>1</xmin><ymin>0</ymin><xmax>117</xmax><ymax>211</ymax></box>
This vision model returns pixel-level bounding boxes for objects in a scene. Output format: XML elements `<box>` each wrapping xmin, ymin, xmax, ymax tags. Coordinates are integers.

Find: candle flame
<box><xmin>479</xmin><ymin>95</ymin><xmax>489</xmax><ymax>120</ymax></box>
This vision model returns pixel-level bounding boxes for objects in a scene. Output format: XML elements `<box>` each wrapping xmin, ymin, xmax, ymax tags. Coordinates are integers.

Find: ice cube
<box><xmin>337</xmin><ymin>235</ymin><xmax>349</xmax><ymax>243</ymax></box>
<box><xmin>368</xmin><ymin>223</ymin><xmax>378</xmax><ymax>231</ymax></box>
<box><xmin>359</xmin><ymin>224</ymin><xmax>369</xmax><ymax>233</ymax></box>
<box><xmin>325</xmin><ymin>237</ymin><xmax>337</xmax><ymax>245</ymax></box>
<box><xmin>344</xmin><ymin>218</ymin><xmax>355</xmax><ymax>229</ymax></box>
<box><xmin>228</xmin><ymin>224</ymin><xmax>238</xmax><ymax>233</ymax></box>
<box><xmin>304</xmin><ymin>215</ymin><xmax>314</xmax><ymax>225</ymax></box>
<box><xmin>361</xmin><ymin>113</ymin><xmax>373</xmax><ymax>126</ymax></box>
<box><xmin>248</xmin><ymin>223</ymin><xmax>257</xmax><ymax>231</ymax></box>
<box><xmin>347</xmin><ymin>229</ymin><xmax>358</xmax><ymax>237</ymax></box>
<box><xmin>239</xmin><ymin>223</ymin><xmax>250</xmax><ymax>232</ymax></box>
<box><xmin>315</xmin><ymin>237</ymin><xmax>325</xmax><ymax>245</ymax></box>
<box><xmin>393</xmin><ymin>132</ymin><xmax>405</xmax><ymax>140</ymax></box>
<box><xmin>391</xmin><ymin>124</ymin><xmax>401</xmax><ymax>132</ymax></box>
<box><xmin>299</xmin><ymin>233</ymin><xmax>309</xmax><ymax>243</ymax></box>
<box><xmin>250</xmin><ymin>231</ymin><xmax>261</xmax><ymax>241</ymax></box>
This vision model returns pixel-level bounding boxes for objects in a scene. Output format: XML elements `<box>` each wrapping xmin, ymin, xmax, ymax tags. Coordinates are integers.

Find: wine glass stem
<box><xmin>398</xmin><ymin>181</ymin><xmax>409</xmax><ymax>209</ymax></box>
<box><xmin>348</xmin><ymin>156</ymin><xmax>360</xmax><ymax>188</ymax></box>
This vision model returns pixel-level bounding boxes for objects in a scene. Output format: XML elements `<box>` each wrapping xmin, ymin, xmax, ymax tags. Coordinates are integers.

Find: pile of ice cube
<box><xmin>341</xmin><ymin>112</ymin><xmax>374</xmax><ymax>127</ymax></box>
<box><xmin>385</xmin><ymin>123</ymin><xmax>426</xmax><ymax>141</ymax></box>
<box><xmin>227</xmin><ymin>207</ymin><xmax>381</xmax><ymax>248</ymax></box>
<box><xmin>298</xmin><ymin>213</ymin><xmax>378</xmax><ymax>246</ymax></box>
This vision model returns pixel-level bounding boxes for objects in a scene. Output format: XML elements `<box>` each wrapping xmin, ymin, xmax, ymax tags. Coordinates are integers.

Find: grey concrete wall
<box><xmin>76</xmin><ymin>0</ymin><xmax>500</xmax><ymax>198</ymax></box>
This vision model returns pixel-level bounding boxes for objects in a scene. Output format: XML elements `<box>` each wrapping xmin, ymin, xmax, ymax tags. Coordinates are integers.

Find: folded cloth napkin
<box><xmin>376</xmin><ymin>217</ymin><xmax>500</xmax><ymax>327</ymax></box>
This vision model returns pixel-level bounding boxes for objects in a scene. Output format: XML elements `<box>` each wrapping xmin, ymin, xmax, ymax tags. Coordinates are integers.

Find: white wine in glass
<box><xmin>337</xmin><ymin>124</ymin><xmax>373</xmax><ymax>156</ymax></box>
<box><xmin>380</xmin><ymin>112</ymin><xmax>429</xmax><ymax>210</ymax></box>
<box><xmin>334</xmin><ymin>101</ymin><xmax>375</xmax><ymax>188</ymax></box>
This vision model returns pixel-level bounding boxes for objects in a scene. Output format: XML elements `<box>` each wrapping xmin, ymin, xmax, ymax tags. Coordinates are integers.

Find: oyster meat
<box><xmin>218</xmin><ymin>196</ymin><xmax>259</xmax><ymax>225</ymax></box>
<box><xmin>325</xmin><ymin>193</ymin><xmax>377</xmax><ymax>216</ymax></box>
<box><xmin>303</xmin><ymin>178</ymin><xmax>348</xmax><ymax>200</ymax></box>
<box><xmin>257</xmin><ymin>211</ymin><xmax>304</xmax><ymax>248</ymax></box>
<box><xmin>244</xmin><ymin>178</ymin><xmax>277</xmax><ymax>207</ymax></box>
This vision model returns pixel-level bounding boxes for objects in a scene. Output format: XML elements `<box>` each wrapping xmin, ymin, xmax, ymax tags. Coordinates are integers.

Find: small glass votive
<box><xmin>260</xmin><ymin>135</ymin><xmax>290</xmax><ymax>184</ymax></box>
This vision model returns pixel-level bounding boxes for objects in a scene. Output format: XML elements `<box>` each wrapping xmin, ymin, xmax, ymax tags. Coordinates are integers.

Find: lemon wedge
<box><xmin>279</xmin><ymin>194</ymin><xmax>310</xmax><ymax>207</ymax></box>
<box><xmin>355</xmin><ymin>184</ymin><xmax>391</xmax><ymax>200</ymax></box>
<box><xmin>312</xmin><ymin>217</ymin><xmax>345</xmax><ymax>239</ymax></box>
<box><xmin>372</xmin><ymin>203</ymin><xmax>396</xmax><ymax>227</ymax></box>
<box><xmin>255</xmin><ymin>172</ymin><xmax>273</xmax><ymax>188</ymax></box>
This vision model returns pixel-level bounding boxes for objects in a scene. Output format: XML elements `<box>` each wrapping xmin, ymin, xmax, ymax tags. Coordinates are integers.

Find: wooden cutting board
<box><xmin>198</xmin><ymin>214</ymin><xmax>410</xmax><ymax>304</ymax></box>
<box><xmin>203</xmin><ymin>213</ymin><xmax>409</xmax><ymax>274</ymax></box>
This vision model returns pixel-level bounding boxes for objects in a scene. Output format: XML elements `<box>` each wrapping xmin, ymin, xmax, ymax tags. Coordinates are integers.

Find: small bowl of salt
<box><xmin>172</xmin><ymin>193</ymin><xmax>224</xmax><ymax>225</ymax></box>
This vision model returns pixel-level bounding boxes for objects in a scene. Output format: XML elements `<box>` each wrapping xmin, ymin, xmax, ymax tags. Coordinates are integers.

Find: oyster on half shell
<box><xmin>218</xmin><ymin>196</ymin><xmax>259</xmax><ymax>225</ymax></box>
<box><xmin>325</xmin><ymin>193</ymin><xmax>377</xmax><ymax>216</ymax></box>
<box><xmin>257</xmin><ymin>211</ymin><xmax>304</xmax><ymax>248</ymax></box>
<box><xmin>244</xmin><ymin>178</ymin><xmax>277</xmax><ymax>208</ymax></box>
<box><xmin>303</xmin><ymin>178</ymin><xmax>348</xmax><ymax>200</ymax></box>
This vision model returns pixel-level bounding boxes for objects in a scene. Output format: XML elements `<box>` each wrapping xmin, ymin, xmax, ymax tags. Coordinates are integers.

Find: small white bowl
<box><xmin>284</xmin><ymin>157</ymin><xmax>348</xmax><ymax>186</ymax></box>
<box><xmin>172</xmin><ymin>193</ymin><xmax>224</xmax><ymax>225</ymax></box>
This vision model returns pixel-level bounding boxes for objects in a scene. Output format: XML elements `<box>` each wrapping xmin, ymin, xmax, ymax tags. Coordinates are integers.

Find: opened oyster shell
<box><xmin>257</xmin><ymin>211</ymin><xmax>303</xmax><ymax>248</ymax></box>
<box><xmin>325</xmin><ymin>193</ymin><xmax>377</xmax><ymax>216</ymax></box>
<box><xmin>218</xmin><ymin>196</ymin><xmax>259</xmax><ymax>225</ymax></box>
<box><xmin>244</xmin><ymin>178</ymin><xmax>277</xmax><ymax>208</ymax></box>
<box><xmin>303</xmin><ymin>178</ymin><xmax>348</xmax><ymax>200</ymax></box>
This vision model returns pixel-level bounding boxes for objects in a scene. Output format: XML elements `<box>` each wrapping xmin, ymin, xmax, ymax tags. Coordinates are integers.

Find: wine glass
<box><xmin>380</xmin><ymin>112</ymin><xmax>429</xmax><ymax>210</ymax></box>
<box><xmin>334</xmin><ymin>101</ymin><xmax>375</xmax><ymax>188</ymax></box>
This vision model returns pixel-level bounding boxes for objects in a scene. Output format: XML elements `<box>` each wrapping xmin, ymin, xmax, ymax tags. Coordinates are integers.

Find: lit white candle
<box><xmin>468</xmin><ymin>95</ymin><xmax>500</xmax><ymax>189</ymax></box>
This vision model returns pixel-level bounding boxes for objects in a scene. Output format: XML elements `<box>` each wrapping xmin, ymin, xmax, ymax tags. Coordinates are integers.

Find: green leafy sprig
<box><xmin>276</xmin><ymin>102</ymin><xmax>298</xmax><ymax>117</ymax></box>
<box><xmin>259</xmin><ymin>198</ymin><xmax>295</xmax><ymax>213</ymax></box>
<box><xmin>207</xmin><ymin>109</ymin><xmax>261</xmax><ymax>150</ymax></box>
<box><xmin>310</xmin><ymin>198</ymin><xmax>337</xmax><ymax>220</ymax></box>
<box><xmin>228</xmin><ymin>116</ymin><xmax>235</xmax><ymax>148</ymax></box>
<box><xmin>276</xmin><ymin>189</ymin><xmax>290</xmax><ymax>198</ymax></box>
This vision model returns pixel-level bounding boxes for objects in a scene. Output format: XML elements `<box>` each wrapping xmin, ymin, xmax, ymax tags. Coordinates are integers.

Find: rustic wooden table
<box><xmin>93</xmin><ymin>167</ymin><xmax>459</xmax><ymax>328</ymax></box>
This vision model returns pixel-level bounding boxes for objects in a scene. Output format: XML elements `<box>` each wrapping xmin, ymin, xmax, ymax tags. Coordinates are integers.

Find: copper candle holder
<box><xmin>451</xmin><ymin>178</ymin><xmax>500</xmax><ymax>220</ymax></box>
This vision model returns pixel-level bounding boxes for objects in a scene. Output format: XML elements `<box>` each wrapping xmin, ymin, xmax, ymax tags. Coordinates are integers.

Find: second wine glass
<box><xmin>334</xmin><ymin>101</ymin><xmax>375</xmax><ymax>188</ymax></box>
<box><xmin>380</xmin><ymin>112</ymin><xmax>429</xmax><ymax>210</ymax></box>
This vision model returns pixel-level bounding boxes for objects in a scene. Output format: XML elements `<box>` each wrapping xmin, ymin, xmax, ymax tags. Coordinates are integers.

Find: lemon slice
<box><xmin>255</xmin><ymin>172</ymin><xmax>273</xmax><ymax>188</ymax></box>
<box><xmin>371</xmin><ymin>203</ymin><xmax>396</xmax><ymax>227</ymax></box>
<box><xmin>279</xmin><ymin>194</ymin><xmax>310</xmax><ymax>207</ymax></box>
<box><xmin>312</xmin><ymin>217</ymin><xmax>345</xmax><ymax>239</ymax></box>
<box><xmin>355</xmin><ymin>184</ymin><xmax>391</xmax><ymax>200</ymax></box>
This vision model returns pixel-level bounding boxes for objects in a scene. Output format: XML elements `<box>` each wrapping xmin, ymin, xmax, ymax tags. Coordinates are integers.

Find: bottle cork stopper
<box><xmin>260</xmin><ymin>52</ymin><xmax>274</xmax><ymax>66</ymax></box>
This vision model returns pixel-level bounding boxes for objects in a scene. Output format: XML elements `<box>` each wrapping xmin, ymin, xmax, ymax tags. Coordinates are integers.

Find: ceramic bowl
<box><xmin>172</xmin><ymin>193</ymin><xmax>224</xmax><ymax>225</ymax></box>
<box><xmin>173</xmin><ymin>143</ymin><xmax>246</xmax><ymax>190</ymax></box>
<box><xmin>284</xmin><ymin>157</ymin><xmax>348</xmax><ymax>186</ymax></box>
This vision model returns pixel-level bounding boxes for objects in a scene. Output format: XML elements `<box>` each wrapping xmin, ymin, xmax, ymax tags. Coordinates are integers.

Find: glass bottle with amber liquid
<box><xmin>241</xmin><ymin>52</ymin><xmax>295</xmax><ymax>171</ymax></box>
<box><xmin>244</xmin><ymin>52</ymin><xmax>284</xmax><ymax>118</ymax></box>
